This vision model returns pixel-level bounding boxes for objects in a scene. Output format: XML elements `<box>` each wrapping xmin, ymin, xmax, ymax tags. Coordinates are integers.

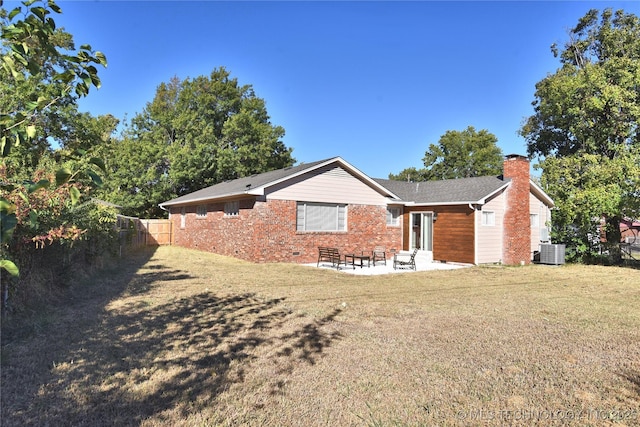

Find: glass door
<box><xmin>410</xmin><ymin>212</ymin><xmax>433</xmax><ymax>251</ymax></box>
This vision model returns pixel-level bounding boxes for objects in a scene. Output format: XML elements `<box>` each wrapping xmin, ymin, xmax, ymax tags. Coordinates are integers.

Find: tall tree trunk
<box><xmin>605</xmin><ymin>216</ymin><xmax>622</xmax><ymax>264</ymax></box>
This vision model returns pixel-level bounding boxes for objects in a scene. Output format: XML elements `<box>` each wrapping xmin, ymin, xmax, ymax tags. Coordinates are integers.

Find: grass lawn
<box><xmin>1</xmin><ymin>246</ymin><xmax>639</xmax><ymax>426</ymax></box>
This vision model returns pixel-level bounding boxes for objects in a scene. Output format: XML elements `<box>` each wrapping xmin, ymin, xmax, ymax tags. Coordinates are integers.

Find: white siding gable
<box><xmin>530</xmin><ymin>192</ymin><xmax>552</xmax><ymax>253</ymax></box>
<box><xmin>266</xmin><ymin>164</ymin><xmax>390</xmax><ymax>206</ymax></box>
<box><xmin>476</xmin><ymin>190</ymin><xmax>506</xmax><ymax>264</ymax></box>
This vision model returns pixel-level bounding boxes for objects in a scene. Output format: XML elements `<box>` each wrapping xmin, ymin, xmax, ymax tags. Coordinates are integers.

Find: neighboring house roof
<box><xmin>373</xmin><ymin>176</ymin><xmax>511</xmax><ymax>206</ymax></box>
<box><xmin>159</xmin><ymin>157</ymin><xmax>400</xmax><ymax>208</ymax></box>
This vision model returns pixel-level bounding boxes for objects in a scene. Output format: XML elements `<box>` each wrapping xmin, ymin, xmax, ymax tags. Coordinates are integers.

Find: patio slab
<box><xmin>307</xmin><ymin>260</ymin><xmax>472</xmax><ymax>275</ymax></box>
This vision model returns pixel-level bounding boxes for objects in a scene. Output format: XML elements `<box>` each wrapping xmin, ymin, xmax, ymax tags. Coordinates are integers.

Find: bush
<box><xmin>1</xmin><ymin>164</ymin><xmax>119</xmax><ymax>316</ymax></box>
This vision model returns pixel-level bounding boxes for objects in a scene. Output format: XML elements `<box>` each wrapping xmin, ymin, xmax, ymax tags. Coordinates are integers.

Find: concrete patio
<box><xmin>308</xmin><ymin>256</ymin><xmax>472</xmax><ymax>275</ymax></box>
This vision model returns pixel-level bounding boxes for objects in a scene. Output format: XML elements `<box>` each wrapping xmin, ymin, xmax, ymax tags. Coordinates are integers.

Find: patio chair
<box><xmin>393</xmin><ymin>248</ymin><xmax>418</xmax><ymax>270</ymax></box>
<box><xmin>372</xmin><ymin>246</ymin><xmax>386</xmax><ymax>266</ymax></box>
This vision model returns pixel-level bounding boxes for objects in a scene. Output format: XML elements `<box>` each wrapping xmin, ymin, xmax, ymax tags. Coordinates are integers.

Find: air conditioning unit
<box><xmin>539</xmin><ymin>243</ymin><xmax>566</xmax><ymax>265</ymax></box>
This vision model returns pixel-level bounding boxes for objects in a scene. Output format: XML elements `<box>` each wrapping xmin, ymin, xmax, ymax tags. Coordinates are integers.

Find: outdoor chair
<box><xmin>317</xmin><ymin>246</ymin><xmax>343</xmax><ymax>269</ymax></box>
<box><xmin>372</xmin><ymin>246</ymin><xmax>386</xmax><ymax>266</ymax></box>
<box><xmin>393</xmin><ymin>248</ymin><xmax>418</xmax><ymax>270</ymax></box>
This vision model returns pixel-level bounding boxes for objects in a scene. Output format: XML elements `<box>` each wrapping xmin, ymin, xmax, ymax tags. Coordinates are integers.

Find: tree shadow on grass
<box><xmin>1</xmin><ymin>252</ymin><xmax>342</xmax><ymax>426</ymax></box>
<box><xmin>619</xmin><ymin>370</ymin><xmax>640</xmax><ymax>398</ymax></box>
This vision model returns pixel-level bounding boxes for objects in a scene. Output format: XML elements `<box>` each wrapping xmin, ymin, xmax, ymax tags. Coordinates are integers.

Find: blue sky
<box><xmin>44</xmin><ymin>1</ymin><xmax>640</xmax><ymax>178</ymax></box>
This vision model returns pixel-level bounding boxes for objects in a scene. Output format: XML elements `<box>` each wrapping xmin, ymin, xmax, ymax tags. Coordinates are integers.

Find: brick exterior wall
<box><xmin>502</xmin><ymin>155</ymin><xmax>532</xmax><ymax>265</ymax></box>
<box><xmin>169</xmin><ymin>198</ymin><xmax>402</xmax><ymax>264</ymax></box>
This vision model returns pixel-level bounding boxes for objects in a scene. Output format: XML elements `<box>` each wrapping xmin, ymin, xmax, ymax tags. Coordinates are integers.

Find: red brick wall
<box><xmin>169</xmin><ymin>198</ymin><xmax>402</xmax><ymax>264</ymax></box>
<box><xmin>502</xmin><ymin>155</ymin><xmax>532</xmax><ymax>265</ymax></box>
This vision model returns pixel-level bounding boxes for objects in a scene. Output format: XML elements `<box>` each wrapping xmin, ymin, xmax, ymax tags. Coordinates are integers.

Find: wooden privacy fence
<box><xmin>117</xmin><ymin>216</ymin><xmax>172</xmax><ymax>251</ymax></box>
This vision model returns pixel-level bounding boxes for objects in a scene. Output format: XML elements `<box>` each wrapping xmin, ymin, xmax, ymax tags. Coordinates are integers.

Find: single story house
<box><xmin>621</xmin><ymin>218</ymin><xmax>639</xmax><ymax>244</ymax></box>
<box><xmin>159</xmin><ymin>154</ymin><xmax>554</xmax><ymax>265</ymax></box>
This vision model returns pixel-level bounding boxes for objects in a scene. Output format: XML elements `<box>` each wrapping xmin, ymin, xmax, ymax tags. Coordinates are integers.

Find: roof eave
<box><xmin>160</xmin><ymin>191</ymin><xmax>251</xmax><ymax>208</ymax></box>
<box><xmin>403</xmin><ymin>200</ymin><xmax>485</xmax><ymax>207</ymax></box>
<box><xmin>477</xmin><ymin>182</ymin><xmax>510</xmax><ymax>204</ymax></box>
<box><xmin>530</xmin><ymin>180</ymin><xmax>555</xmax><ymax>208</ymax></box>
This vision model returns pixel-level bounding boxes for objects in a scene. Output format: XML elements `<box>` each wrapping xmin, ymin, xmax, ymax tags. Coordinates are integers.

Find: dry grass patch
<box><xmin>2</xmin><ymin>246</ymin><xmax>639</xmax><ymax>426</ymax></box>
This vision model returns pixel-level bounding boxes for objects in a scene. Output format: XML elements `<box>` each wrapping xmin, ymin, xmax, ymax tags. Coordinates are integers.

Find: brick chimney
<box><xmin>502</xmin><ymin>154</ymin><xmax>531</xmax><ymax>265</ymax></box>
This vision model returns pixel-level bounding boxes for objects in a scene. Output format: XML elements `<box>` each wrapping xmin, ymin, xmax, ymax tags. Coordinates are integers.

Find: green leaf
<box><xmin>0</xmin><ymin>198</ymin><xmax>16</xmax><ymax>213</ymax></box>
<box><xmin>3</xmin><ymin>55</ymin><xmax>21</xmax><ymax>79</ymax></box>
<box><xmin>26</xmin><ymin>125</ymin><xmax>37</xmax><ymax>138</ymax></box>
<box><xmin>0</xmin><ymin>136</ymin><xmax>11</xmax><ymax>157</ymax></box>
<box><xmin>69</xmin><ymin>186</ymin><xmax>81</xmax><ymax>205</ymax></box>
<box><xmin>80</xmin><ymin>72</ymin><xmax>92</xmax><ymax>88</ymax></box>
<box><xmin>89</xmin><ymin>157</ymin><xmax>106</xmax><ymax>172</ymax></box>
<box><xmin>26</xmin><ymin>59</ymin><xmax>40</xmax><ymax>75</ymax></box>
<box><xmin>0</xmin><ymin>260</ymin><xmax>20</xmax><ymax>277</ymax></box>
<box><xmin>87</xmin><ymin>169</ymin><xmax>103</xmax><ymax>187</ymax></box>
<box><xmin>29</xmin><ymin>210</ymin><xmax>39</xmax><ymax>229</ymax></box>
<box><xmin>30</xmin><ymin>6</ymin><xmax>46</xmax><ymax>21</ymax></box>
<box><xmin>90</xmin><ymin>74</ymin><xmax>101</xmax><ymax>89</ymax></box>
<box><xmin>55</xmin><ymin>168</ymin><xmax>72</xmax><ymax>185</ymax></box>
<box><xmin>15</xmin><ymin>129</ymin><xmax>26</xmax><ymax>146</ymax></box>
<box><xmin>56</xmin><ymin>69</ymin><xmax>76</xmax><ymax>83</ymax></box>
<box><xmin>0</xmin><ymin>211</ymin><xmax>17</xmax><ymax>243</ymax></box>
<box><xmin>37</xmin><ymin>96</ymin><xmax>49</xmax><ymax>108</ymax></box>
<box><xmin>75</xmin><ymin>84</ymin><xmax>88</xmax><ymax>97</ymax></box>
<box><xmin>27</xmin><ymin>179</ymin><xmax>50</xmax><ymax>193</ymax></box>
<box><xmin>16</xmin><ymin>191</ymin><xmax>28</xmax><ymax>203</ymax></box>
<box><xmin>95</xmin><ymin>51</ymin><xmax>107</xmax><ymax>67</ymax></box>
<box><xmin>8</xmin><ymin>7</ymin><xmax>22</xmax><ymax>20</ymax></box>
<box><xmin>48</xmin><ymin>0</ymin><xmax>62</xmax><ymax>13</ymax></box>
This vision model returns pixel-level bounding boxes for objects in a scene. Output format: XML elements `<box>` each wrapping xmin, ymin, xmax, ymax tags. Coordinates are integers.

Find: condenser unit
<box><xmin>539</xmin><ymin>243</ymin><xmax>566</xmax><ymax>265</ymax></box>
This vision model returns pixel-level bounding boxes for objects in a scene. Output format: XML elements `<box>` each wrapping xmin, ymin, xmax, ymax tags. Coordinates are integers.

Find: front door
<box><xmin>410</xmin><ymin>212</ymin><xmax>433</xmax><ymax>251</ymax></box>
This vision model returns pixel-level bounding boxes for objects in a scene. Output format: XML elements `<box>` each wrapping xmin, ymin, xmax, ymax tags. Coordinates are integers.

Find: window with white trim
<box><xmin>224</xmin><ymin>201</ymin><xmax>239</xmax><ymax>216</ymax></box>
<box><xmin>196</xmin><ymin>205</ymin><xmax>207</xmax><ymax>218</ymax></box>
<box><xmin>180</xmin><ymin>207</ymin><xmax>186</xmax><ymax>228</ymax></box>
<box><xmin>386</xmin><ymin>207</ymin><xmax>400</xmax><ymax>226</ymax></box>
<box><xmin>481</xmin><ymin>210</ymin><xmax>495</xmax><ymax>226</ymax></box>
<box><xmin>296</xmin><ymin>202</ymin><xmax>346</xmax><ymax>231</ymax></box>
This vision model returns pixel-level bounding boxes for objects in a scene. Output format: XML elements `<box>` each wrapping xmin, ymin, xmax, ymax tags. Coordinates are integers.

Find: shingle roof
<box><xmin>159</xmin><ymin>157</ymin><xmax>515</xmax><ymax>208</ymax></box>
<box><xmin>373</xmin><ymin>175</ymin><xmax>510</xmax><ymax>204</ymax></box>
<box><xmin>160</xmin><ymin>158</ymin><xmax>332</xmax><ymax>207</ymax></box>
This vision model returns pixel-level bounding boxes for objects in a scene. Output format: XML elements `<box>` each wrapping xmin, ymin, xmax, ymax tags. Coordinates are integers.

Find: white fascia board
<box><xmin>476</xmin><ymin>182</ymin><xmax>510</xmax><ymax>205</ymax></box>
<box><xmin>160</xmin><ymin>192</ymin><xmax>244</xmax><ymax>208</ymax></box>
<box><xmin>402</xmin><ymin>201</ymin><xmax>483</xmax><ymax>207</ymax></box>
<box><xmin>246</xmin><ymin>188</ymin><xmax>266</xmax><ymax>196</ymax></box>
<box><xmin>530</xmin><ymin>180</ymin><xmax>555</xmax><ymax>208</ymax></box>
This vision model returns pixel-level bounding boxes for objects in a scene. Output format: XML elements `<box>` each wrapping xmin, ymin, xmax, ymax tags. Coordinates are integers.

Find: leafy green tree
<box><xmin>100</xmin><ymin>68</ymin><xmax>295</xmax><ymax>217</ymax></box>
<box><xmin>389</xmin><ymin>126</ymin><xmax>503</xmax><ymax>181</ymax></box>
<box><xmin>520</xmin><ymin>8</ymin><xmax>640</xmax><ymax>263</ymax></box>
<box><xmin>1</xmin><ymin>0</ymin><xmax>107</xmax><ymax>282</ymax></box>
